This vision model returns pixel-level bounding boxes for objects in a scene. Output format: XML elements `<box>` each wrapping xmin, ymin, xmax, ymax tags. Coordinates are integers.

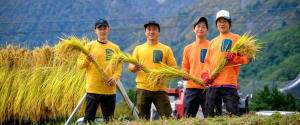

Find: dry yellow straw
<box><xmin>109</xmin><ymin>52</ymin><xmax>150</xmax><ymax>73</ymax></box>
<box><xmin>147</xmin><ymin>63</ymin><xmax>207</xmax><ymax>88</ymax></box>
<box><xmin>59</xmin><ymin>36</ymin><xmax>109</xmax><ymax>82</ymax></box>
<box><xmin>0</xmin><ymin>44</ymin><xmax>87</xmax><ymax>123</ymax></box>
<box><xmin>231</xmin><ymin>32</ymin><xmax>261</xmax><ymax>60</ymax></box>
<box><xmin>109</xmin><ymin>52</ymin><xmax>206</xmax><ymax>88</ymax></box>
<box><xmin>210</xmin><ymin>32</ymin><xmax>261</xmax><ymax>80</ymax></box>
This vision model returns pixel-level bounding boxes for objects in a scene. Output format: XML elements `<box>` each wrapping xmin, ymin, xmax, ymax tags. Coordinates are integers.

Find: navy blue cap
<box><xmin>194</xmin><ymin>17</ymin><xmax>208</xmax><ymax>29</ymax></box>
<box><xmin>144</xmin><ymin>21</ymin><xmax>160</xmax><ymax>31</ymax></box>
<box><xmin>95</xmin><ymin>18</ymin><xmax>109</xmax><ymax>29</ymax></box>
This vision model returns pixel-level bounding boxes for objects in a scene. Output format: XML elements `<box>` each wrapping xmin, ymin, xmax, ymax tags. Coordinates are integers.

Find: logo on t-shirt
<box><xmin>153</xmin><ymin>50</ymin><xmax>163</xmax><ymax>63</ymax></box>
<box><xmin>106</xmin><ymin>49</ymin><xmax>114</xmax><ymax>61</ymax></box>
<box><xmin>221</xmin><ymin>39</ymin><xmax>232</xmax><ymax>52</ymax></box>
<box><xmin>200</xmin><ymin>49</ymin><xmax>207</xmax><ymax>63</ymax></box>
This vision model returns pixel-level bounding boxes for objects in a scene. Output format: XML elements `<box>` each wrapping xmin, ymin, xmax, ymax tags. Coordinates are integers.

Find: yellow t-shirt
<box><xmin>77</xmin><ymin>40</ymin><xmax>122</xmax><ymax>95</ymax></box>
<box><xmin>132</xmin><ymin>42</ymin><xmax>177</xmax><ymax>91</ymax></box>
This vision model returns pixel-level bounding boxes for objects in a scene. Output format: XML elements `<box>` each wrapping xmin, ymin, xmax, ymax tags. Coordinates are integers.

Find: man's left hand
<box><xmin>107</xmin><ymin>78</ymin><xmax>116</xmax><ymax>86</ymax></box>
<box><xmin>225</xmin><ymin>52</ymin><xmax>236</xmax><ymax>61</ymax></box>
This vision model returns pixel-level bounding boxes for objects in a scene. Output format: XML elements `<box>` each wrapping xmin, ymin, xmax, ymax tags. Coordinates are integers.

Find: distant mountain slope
<box><xmin>0</xmin><ymin>0</ymin><xmax>141</xmax><ymax>47</ymax></box>
<box><xmin>240</xmin><ymin>22</ymin><xmax>300</xmax><ymax>83</ymax></box>
<box><xmin>0</xmin><ymin>0</ymin><xmax>201</xmax><ymax>49</ymax></box>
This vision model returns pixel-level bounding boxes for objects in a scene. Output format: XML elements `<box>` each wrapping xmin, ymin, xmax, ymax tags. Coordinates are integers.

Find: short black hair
<box><xmin>215</xmin><ymin>17</ymin><xmax>231</xmax><ymax>28</ymax></box>
<box><xmin>193</xmin><ymin>17</ymin><xmax>208</xmax><ymax>30</ymax></box>
<box><xmin>144</xmin><ymin>21</ymin><xmax>160</xmax><ymax>31</ymax></box>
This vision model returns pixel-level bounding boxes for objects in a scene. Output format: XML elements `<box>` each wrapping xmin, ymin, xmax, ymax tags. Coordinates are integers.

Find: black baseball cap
<box><xmin>95</xmin><ymin>18</ymin><xmax>109</xmax><ymax>29</ymax></box>
<box><xmin>144</xmin><ymin>21</ymin><xmax>160</xmax><ymax>31</ymax></box>
<box><xmin>193</xmin><ymin>17</ymin><xmax>208</xmax><ymax>29</ymax></box>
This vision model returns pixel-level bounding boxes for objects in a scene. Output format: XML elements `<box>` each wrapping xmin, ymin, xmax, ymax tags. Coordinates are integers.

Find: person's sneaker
<box><xmin>75</xmin><ymin>117</ymin><xmax>104</xmax><ymax>125</ymax></box>
<box><xmin>118</xmin><ymin>116</ymin><xmax>131</xmax><ymax>122</ymax></box>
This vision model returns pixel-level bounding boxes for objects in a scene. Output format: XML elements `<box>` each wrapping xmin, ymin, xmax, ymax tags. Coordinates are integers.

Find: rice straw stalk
<box><xmin>147</xmin><ymin>63</ymin><xmax>207</xmax><ymax>88</ymax></box>
<box><xmin>59</xmin><ymin>36</ymin><xmax>108</xmax><ymax>82</ymax></box>
<box><xmin>210</xmin><ymin>32</ymin><xmax>261</xmax><ymax>80</ymax></box>
<box><xmin>109</xmin><ymin>52</ymin><xmax>150</xmax><ymax>73</ymax></box>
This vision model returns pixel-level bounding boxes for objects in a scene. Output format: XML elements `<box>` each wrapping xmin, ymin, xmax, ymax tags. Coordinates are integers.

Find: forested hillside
<box><xmin>240</xmin><ymin>22</ymin><xmax>300</xmax><ymax>83</ymax></box>
<box><xmin>0</xmin><ymin>0</ymin><xmax>200</xmax><ymax>48</ymax></box>
<box><xmin>1</xmin><ymin>0</ymin><xmax>300</xmax><ymax>94</ymax></box>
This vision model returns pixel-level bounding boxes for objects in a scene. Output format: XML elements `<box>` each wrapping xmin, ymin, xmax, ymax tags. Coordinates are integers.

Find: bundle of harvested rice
<box><xmin>59</xmin><ymin>36</ymin><xmax>109</xmax><ymax>82</ymax></box>
<box><xmin>109</xmin><ymin>52</ymin><xmax>150</xmax><ymax>73</ymax></box>
<box><xmin>109</xmin><ymin>52</ymin><xmax>206</xmax><ymax>88</ymax></box>
<box><xmin>147</xmin><ymin>63</ymin><xmax>207</xmax><ymax>88</ymax></box>
<box><xmin>0</xmin><ymin>43</ymin><xmax>90</xmax><ymax>124</ymax></box>
<box><xmin>230</xmin><ymin>32</ymin><xmax>260</xmax><ymax>60</ymax></box>
<box><xmin>210</xmin><ymin>32</ymin><xmax>261</xmax><ymax>80</ymax></box>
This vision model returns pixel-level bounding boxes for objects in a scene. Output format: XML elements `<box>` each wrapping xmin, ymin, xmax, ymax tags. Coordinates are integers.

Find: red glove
<box><xmin>225</xmin><ymin>52</ymin><xmax>236</xmax><ymax>61</ymax></box>
<box><xmin>201</xmin><ymin>73</ymin><xmax>212</xmax><ymax>85</ymax></box>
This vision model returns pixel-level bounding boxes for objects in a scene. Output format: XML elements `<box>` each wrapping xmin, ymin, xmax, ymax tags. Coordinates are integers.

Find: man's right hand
<box><xmin>201</xmin><ymin>72</ymin><xmax>213</xmax><ymax>85</ymax></box>
<box><xmin>182</xmin><ymin>74</ymin><xmax>189</xmax><ymax>80</ymax></box>
<box><xmin>134</xmin><ymin>64</ymin><xmax>143</xmax><ymax>71</ymax></box>
<box><xmin>86</xmin><ymin>54</ymin><xmax>94</xmax><ymax>62</ymax></box>
<box><xmin>129</xmin><ymin>63</ymin><xmax>143</xmax><ymax>72</ymax></box>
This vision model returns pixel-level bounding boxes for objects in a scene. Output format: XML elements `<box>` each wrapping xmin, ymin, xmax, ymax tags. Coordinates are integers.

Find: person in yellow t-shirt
<box><xmin>202</xmin><ymin>10</ymin><xmax>249</xmax><ymax>117</ymax></box>
<box><xmin>129</xmin><ymin>21</ymin><xmax>177</xmax><ymax>120</ymax></box>
<box><xmin>77</xmin><ymin>18</ymin><xmax>122</xmax><ymax>123</ymax></box>
<box><xmin>181</xmin><ymin>17</ymin><xmax>209</xmax><ymax>118</ymax></box>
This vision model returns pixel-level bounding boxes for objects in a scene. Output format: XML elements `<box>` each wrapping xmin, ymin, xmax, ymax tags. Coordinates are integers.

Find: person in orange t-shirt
<box><xmin>201</xmin><ymin>10</ymin><xmax>249</xmax><ymax>117</ymax></box>
<box><xmin>181</xmin><ymin>17</ymin><xmax>209</xmax><ymax>118</ymax></box>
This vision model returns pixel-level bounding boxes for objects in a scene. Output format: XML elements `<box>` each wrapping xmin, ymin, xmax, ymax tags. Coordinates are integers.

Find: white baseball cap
<box><xmin>216</xmin><ymin>10</ymin><xmax>230</xmax><ymax>21</ymax></box>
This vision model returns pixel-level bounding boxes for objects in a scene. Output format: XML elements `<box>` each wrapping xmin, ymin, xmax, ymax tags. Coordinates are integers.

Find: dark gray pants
<box><xmin>136</xmin><ymin>89</ymin><xmax>172</xmax><ymax>120</ymax></box>
<box><xmin>83</xmin><ymin>93</ymin><xmax>116</xmax><ymax>123</ymax></box>
<box><xmin>183</xmin><ymin>88</ymin><xmax>207</xmax><ymax>118</ymax></box>
<box><xmin>206</xmin><ymin>87</ymin><xmax>240</xmax><ymax>117</ymax></box>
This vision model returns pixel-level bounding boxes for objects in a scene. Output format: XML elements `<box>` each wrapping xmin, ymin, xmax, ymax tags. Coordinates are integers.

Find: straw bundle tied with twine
<box><xmin>59</xmin><ymin>36</ymin><xmax>109</xmax><ymax>82</ymax></box>
<box><xmin>210</xmin><ymin>32</ymin><xmax>261</xmax><ymax>80</ymax></box>
<box><xmin>109</xmin><ymin>52</ymin><xmax>206</xmax><ymax>88</ymax></box>
<box><xmin>109</xmin><ymin>52</ymin><xmax>151</xmax><ymax>73</ymax></box>
<box><xmin>147</xmin><ymin>63</ymin><xmax>207</xmax><ymax>88</ymax></box>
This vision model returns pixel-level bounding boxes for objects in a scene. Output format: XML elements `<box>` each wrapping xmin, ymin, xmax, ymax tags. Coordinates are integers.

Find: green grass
<box><xmin>64</xmin><ymin>113</ymin><xmax>300</xmax><ymax>125</ymax></box>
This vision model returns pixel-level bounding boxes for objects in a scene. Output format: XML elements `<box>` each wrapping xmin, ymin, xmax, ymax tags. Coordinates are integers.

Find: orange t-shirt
<box><xmin>182</xmin><ymin>40</ymin><xmax>209</xmax><ymax>89</ymax></box>
<box><xmin>203</xmin><ymin>32</ymin><xmax>249</xmax><ymax>87</ymax></box>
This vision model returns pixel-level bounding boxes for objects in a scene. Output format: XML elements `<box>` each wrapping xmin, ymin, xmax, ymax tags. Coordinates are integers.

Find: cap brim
<box><xmin>216</xmin><ymin>16</ymin><xmax>230</xmax><ymax>21</ymax></box>
<box><xmin>144</xmin><ymin>23</ymin><xmax>160</xmax><ymax>29</ymax></box>
<box><xmin>144</xmin><ymin>23</ymin><xmax>159</xmax><ymax>28</ymax></box>
<box><xmin>95</xmin><ymin>24</ymin><xmax>108</xmax><ymax>28</ymax></box>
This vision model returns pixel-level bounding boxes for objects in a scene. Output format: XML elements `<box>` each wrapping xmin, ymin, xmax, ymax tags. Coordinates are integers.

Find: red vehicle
<box><xmin>166</xmin><ymin>88</ymin><xmax>185</xmax><ymax>118</ymax></box>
